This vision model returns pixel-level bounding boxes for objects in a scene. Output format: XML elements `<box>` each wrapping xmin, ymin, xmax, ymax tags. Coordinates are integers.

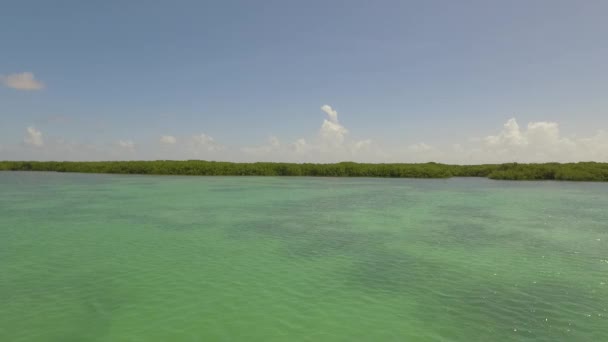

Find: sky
<box><xmin>1</xmin><ymin>0</ymin><xmax>607</xmax><ymax>163</ymax></box>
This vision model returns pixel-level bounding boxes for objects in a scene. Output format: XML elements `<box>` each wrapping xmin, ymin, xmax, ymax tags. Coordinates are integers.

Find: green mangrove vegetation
<box><xmin>2</xmin><ymin>160</ymin><xmax>608</xmax><ymax>181</ymax></box>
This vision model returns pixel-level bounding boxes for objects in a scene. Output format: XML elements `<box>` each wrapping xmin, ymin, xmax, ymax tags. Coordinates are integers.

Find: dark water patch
<box><xmin>105</xmin><ymin>211</ymin><xmax>218</xmax><ymax>232</ymax></box>
<box><xmin>423</xmin><ymin>218</ymin><xmax>528</xmax><ymax>248</ymax></box>
<box><xmin>58</xmin><ymin>273</ymin><xmax>131</xmax><ymax>342</ymax></box>
<box><xmin>54</xmin><ymin>274</ymin><xmax>137</xmax><ymax>341</ymax></box>
<box><xmin>226</xmin><ymin>214</ymin><xmax>390</xmax><ymax>260</ymax></box>
<box><xmin>440</xmin><ymin>276</ymin><xmax>608</xmax><ymax>341</ymax></box>
<box><xmin>346</xmin><ymin>248</ymin><xmax>446</xmax><ymax>294</ymax></box>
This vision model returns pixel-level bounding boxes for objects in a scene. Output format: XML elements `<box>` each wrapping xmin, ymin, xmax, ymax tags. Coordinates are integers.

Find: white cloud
<box><xmin>407</xmin><ymin>142</ymin><xmax>432</xmax><ymax>152</ymax></box>
<box><xmin>1</xmin><ymin>72</ymin><xmax>45</xmax><ymax>90</ymax></box>
<box><xmin>320</xmin><ymin>120</ymin><xmax>348</xmax><ymax>145</ymax></box>
<box><xmin>3</xmin><ymin>130</ymin><xmax>111</xmax><ymax>161</ymax></box>
<box><xmin>353</xmin><ymin>139</ymin><xmax>372</xmax><ymax>151</ymax></box>
<box><xmin>319</xmin><ymin>105</ymin><xmax>348</xmax><ymax>145</ymax></box>
<box><xmin>240</xmin><ymin>106</ymin><xmax>380</xmax><ymax>162</ymax></box>
<box><xmin>576</xmin><ymin>130</ymin><xmax>608</xmax><ymax>160</ymax></box>
<box><xmin>191</xmin><ymin>133</ymin><xmax>223</xmax><ymax>152</ymax></box>
<box><xmin>292</xmin><ymin>138</ymin><xmax>310</xmax><ymax>154</ymax></box>
<box><xmin>3</xmin><ymin>112</ymin><xmax>607</xmax><ymax>164</ymax></box>
<box><xmin>241</xmin><ymin>136</ymin><xmax>281</xmax><ymax>157</ymax></box>
<box><xmin>484</xmin><ymin>118</ymin><xmax>527</xmax><ymax>147</ymax></box>
<box><xmin>321</xmin><ymin>104</ymin><xmax>339</xmax><ymax>123</ymax></box>
<box><xmin>24</xmin><ymin>127</ymin><xmax>44</xmax><ymax>147</ymax></box>
<box><xmin>160</xmin><ymin>135</ymin><xmax>177</xmax><ymax>144</ymax></box>
<box><xmin>452</xmin><ymin>118</ymin><xmax>608</xmax><ymax>163</ymax></box>
<box><xmin>117</xmin><ymin>140</ymin><xmax>135</xmax><ymax>152</ymax></box>
<box><xmin>241</xmin><ymin>112</ymin><xmax>605</xmax><ymax>164</ymax></box>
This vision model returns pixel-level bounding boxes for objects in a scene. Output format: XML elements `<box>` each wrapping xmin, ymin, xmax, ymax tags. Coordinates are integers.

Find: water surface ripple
<box><xmin>1</xmin><ymin>172</ymin><xmax>607</xmax><ymax>341</ymax></box>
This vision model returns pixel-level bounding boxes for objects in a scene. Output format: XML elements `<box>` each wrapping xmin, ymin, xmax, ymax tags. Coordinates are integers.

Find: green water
<box><xmin>1</xmin><ymin>172</ymin><xmax>607</xmax><ymax>341</ymax></box>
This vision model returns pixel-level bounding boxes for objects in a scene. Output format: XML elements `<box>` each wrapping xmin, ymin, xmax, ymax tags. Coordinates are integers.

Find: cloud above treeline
<box><xmin>3</xmin><ymin>105</ymin><xmax>608</xmax><ymax>163</ymax></box>
<box><xmin>467</xmin><ymin>118</ymin><xmax>608</xmax><ymax>163</ymax></box>
<box><xmin>24</xmin><ymin>127</ymin><xmax>44</xmax><ymax>147</ymax></box>
<box><xmin>160</xmin><ymin>135</ymin><xmax>177</xmax><ymax>145</ymax></box>
<box><xmin>1</xmin><ymin>72</ymin><xmax>45</xmax><ymax>90</ymax></box>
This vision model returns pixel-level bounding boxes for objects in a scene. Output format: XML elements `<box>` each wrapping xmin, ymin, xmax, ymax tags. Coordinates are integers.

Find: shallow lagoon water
<box><xmin>1</xmin><ymin>171</ymin><xmax>607</xmax><ymax>341</ymax></box>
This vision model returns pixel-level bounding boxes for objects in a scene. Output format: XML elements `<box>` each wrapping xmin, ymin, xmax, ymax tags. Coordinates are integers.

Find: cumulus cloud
<box><xmin>191</xmin><ymin>133</ymin><xmax>223</xmax><ymax>152</ymax></box>
<box><xmin>292</xmin><ymin>138</ymin><xmax>310</xmax><ymax>154</ymax></box>
<box><xmin>241</xmin><ymin>136</ymin><xmax>281</xmax><ymax>157</ymax></box>
<box><xmin>240</xmin><ymin>105</ymin><xmax>381</xmax><ymax>162</ymax></box>
<box><xmin>476</xmin><ymin>118</ymin><xmax>581</xmax><ymax>161</ymax></box>
<box><xmin>321</xmin><ymin>105</ymin><xmax>339</xmax><ymax>123</ymax></box>
<box><xmin>3</xmin><ymin>113</ymin><xmax>607</xmax><ymax>163</ymax></box>
<box><xmin>319</xmin><ymin>105</ymin><xmax>348</xmax><ymax>145</ymax></box>
<box><xmin>353</xmin><ymin>139</ymin><xmax>372</xmax><ymax>151</ymax></box>
<box><xmin>576</xmin><ymin>130</ymin><xmax>608</xmax><ymax>161</ymax></box>
<box><xmin>154</xmin><ymin>133</ymin><xmax>227</xmax><ymax>160</ymax></box>
<box><xmin>316</xmin><ymin>105</ymin><xmax>383</xmax><ymax>161</ymax></box>
<box><xmin>192</xmin><ymin>134</ymin><xmax>212</xmax><ymax>148</ymax></box>
<box><xmin>2</xmin><ymin>129</ymin><xmax>111</xmax><ymax>161</ymax></box>
<box><xmin>117</xmin><ymin>140</ymin><xmax>135</xmax><ymax>152</ymax></box>
<box><xmin>442</xmin><ymin>118</ymin><xmax>608</xmax><ymax>163</ymax></box>
<box><xmin>24</xmin><ymin>127</ymin><xmax>44</xmax><ymax>147</ymax></box>
<box><xmin>160</xmin><ymin>135</ymin><xmax>177</xmax><ymax>144</ymax></box>
<box><xmin>239</xmin><ymin>112</ymin><xmax>605</xmax><ymax>164</ymax></box>
<box><xmin>1</xmin><ymin>72</ymin><xmax>45</xmax><ymax>90</ymax></box>
<box><xmin>320</xmin><ymin>120</ymin><xmax>349</xmax><ymax>145</ymax></box>
<box><xmin>483</xmin><ymin>118</ymin><xmax>526</xmax><ymax>147</ymax></box>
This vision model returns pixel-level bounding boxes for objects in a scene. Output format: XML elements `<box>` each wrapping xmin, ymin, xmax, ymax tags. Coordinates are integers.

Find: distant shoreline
<box><xmin>2</xmin><ymin>161</ymin><xmax>607</xmax><ymax>182</ymax></box>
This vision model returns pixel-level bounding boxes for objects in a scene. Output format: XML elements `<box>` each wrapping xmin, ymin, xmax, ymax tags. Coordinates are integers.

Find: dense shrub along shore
<box><xmin>1</xmin><ymin>161</ymin><xmax>608</xmax><ymax>181</ymax></box>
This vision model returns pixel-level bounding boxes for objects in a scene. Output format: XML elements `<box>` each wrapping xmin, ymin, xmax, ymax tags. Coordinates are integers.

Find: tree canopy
<box><xmin>1</xmin><ymin>160</ymin><xmax>607</xmax><ymax>181</ymax></box>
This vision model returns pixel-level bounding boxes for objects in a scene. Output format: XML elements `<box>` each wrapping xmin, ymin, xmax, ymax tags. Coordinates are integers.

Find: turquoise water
<box><xmin>1</xmin><ymin>172</ymin><xmax>607</xmax><ymax>341</ymax></box>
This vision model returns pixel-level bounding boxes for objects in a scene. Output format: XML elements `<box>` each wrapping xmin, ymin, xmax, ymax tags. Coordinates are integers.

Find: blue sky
<box><xmin>1</xmin><ymin>0</ymin><xmax>607</xmax><ymax>162</ymax></box>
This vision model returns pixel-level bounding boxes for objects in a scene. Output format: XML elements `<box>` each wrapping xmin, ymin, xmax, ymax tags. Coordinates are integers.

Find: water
<box><xmin>1</xmin><ymin>171</ymin><xmax>607</xmax><ymax>341</ymax></box>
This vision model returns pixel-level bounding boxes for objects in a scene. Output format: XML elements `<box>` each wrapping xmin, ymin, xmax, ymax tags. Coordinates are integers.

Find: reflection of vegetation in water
<box><xmin>1</xmin><ymin>160</ymin><xmax>608</xmax><ymax>181</ymax></box>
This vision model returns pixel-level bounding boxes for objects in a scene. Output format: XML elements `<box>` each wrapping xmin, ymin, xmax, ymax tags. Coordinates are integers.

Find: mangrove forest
<box><xmin>1</xmin><ymin>160</ymin><xmax>608</xmax><ymax>181</ymax></box>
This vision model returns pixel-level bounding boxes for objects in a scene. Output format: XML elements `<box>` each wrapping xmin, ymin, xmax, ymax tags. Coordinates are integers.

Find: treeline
<box><xmin>1</xmin><ymin>160</ymin><xmax>607</xmax><ymax>181</ymax></box>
